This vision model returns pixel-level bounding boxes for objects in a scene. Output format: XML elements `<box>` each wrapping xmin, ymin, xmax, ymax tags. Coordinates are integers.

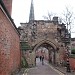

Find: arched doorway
<box><xmin>33</xmin><ymin>40</ymin><xmax>58</xmax><ymax>65</ymax></box>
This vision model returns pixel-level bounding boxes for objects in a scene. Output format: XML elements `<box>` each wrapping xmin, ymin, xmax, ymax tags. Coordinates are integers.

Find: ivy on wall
<box><xmin>21</xmin><ymin>57</ymin><xmax>28</xmax><ymax>68</ymax></box>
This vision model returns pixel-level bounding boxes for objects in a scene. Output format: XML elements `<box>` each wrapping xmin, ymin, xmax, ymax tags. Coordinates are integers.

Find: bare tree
<box><xmin>43</xmin><ymin>12</ymin><xmax>56</xmax><ymax>21</ymax></box>
<box><xmin>43</xmin><ymin>7</ymin><xmax>75</xmax><ymax>34</ymax></box>
<box><xmin>43</xmin><ymin>7</ymin><xmax>74</xmax><ymax>28</ymax></box>
<box><xmin>61</xmin><ymin>7</ymin><xmax>75</xmax><ymax>33</ymax></box>
<box><xmin>62</xmin><ymin>7</ymin><xmax>75</xmax><ymax>53</ymax></box>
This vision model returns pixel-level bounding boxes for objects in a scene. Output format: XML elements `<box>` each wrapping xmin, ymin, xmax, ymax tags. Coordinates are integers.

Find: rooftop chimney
<box><xmin>3</xmin><ymin>0</ymin><xmax>12</xmax><ymax>16</ymax></box>
<box><xmin>53</xmin><ymin>17</ymin><xmax>58</xmax><ymax>24</ymax></box>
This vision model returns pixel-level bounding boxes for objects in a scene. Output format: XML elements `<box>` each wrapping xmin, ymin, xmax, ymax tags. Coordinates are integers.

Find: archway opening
<box><xmin>34</xmin><ymin>42</ymin><xmax>56</xmax><ymax>65</ymax></box>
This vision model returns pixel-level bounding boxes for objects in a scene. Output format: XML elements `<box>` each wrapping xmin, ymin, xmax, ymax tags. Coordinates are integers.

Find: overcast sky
<box><xmin>12</xmin><ymin>0</ymin><xmax>75</xmax><ymax>37</ymax></box>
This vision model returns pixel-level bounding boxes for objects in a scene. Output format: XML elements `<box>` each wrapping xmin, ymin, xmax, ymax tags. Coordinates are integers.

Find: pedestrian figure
<box><xmin>41</xmin><ymin>55</ymin><xmax>44</xmax><ymax>65</ymax></box>
<box><xmin>40</xmin><ymin>56</ymin><xmax>42</xmax><ymax>61</ymax></box>
<box><xmin>66</xmin><ymin>60</ymin><xmax>71</xmax><ymax>72</ymax></box>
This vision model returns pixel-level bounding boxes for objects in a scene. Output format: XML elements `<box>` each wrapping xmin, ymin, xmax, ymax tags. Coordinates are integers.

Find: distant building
<box><xmin>71</xmin><ymin>38</ymin><xmax>75</xmax><ymax>48</ymax></box>
<box><xmin>71</xmin><ymin>38</ymin><xmax>75</xmax><ymax>53</ymax></box>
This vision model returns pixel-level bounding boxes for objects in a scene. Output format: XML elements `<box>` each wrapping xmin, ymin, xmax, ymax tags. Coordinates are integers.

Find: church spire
<box><xmin>29</xmin><ymin>0</ymin><xmax>35</xmax><ymax>22</ymax></box>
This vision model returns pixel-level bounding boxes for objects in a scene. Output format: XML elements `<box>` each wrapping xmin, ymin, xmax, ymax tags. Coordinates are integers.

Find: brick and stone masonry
<box><xmin>0</xmin><ymin>1</ymin><xmax>21</xmax><ymax>75</ymax></box>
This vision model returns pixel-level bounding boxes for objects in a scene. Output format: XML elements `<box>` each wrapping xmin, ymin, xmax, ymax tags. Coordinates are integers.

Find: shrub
<box><xmin>71</xmin><ymin>48</ymin><xmax>75</xmax><ymax>54</ymax></box>
<box><xmin>21</xmin><ymin>57</ymin><xmax>28</xmax><ymax>68</ymax></box>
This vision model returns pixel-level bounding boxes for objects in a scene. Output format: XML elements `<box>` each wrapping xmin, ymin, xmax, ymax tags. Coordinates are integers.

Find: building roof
<box><xmin>0</xmin><ymin>0</ymin><xmax>20</xmax><ymax>36</ymax></box>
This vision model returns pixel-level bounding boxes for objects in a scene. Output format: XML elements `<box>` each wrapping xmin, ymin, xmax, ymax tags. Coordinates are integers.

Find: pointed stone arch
<box><xmin>32</xmin><ymin>39</ymin><xmax>59</xmax><ymax>65</ymax></box>
<box><xmin>33</xmin><ymin>39</ymin><xmax>58</xmax><ymax>51</ymax></box>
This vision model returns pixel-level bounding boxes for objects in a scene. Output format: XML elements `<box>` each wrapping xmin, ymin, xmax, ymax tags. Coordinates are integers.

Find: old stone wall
<box><xmin>0</xmin><ymin>8</ymin><xmax>20</xmax><ymax>75</ymax></box>
<box><xmin>20</xmin><ymin>18</ymin><xmax>70</xmax><ymax>66</ymax></box>
<box><xmin>22</xmin><ymin>50</ymin><xmax>35</xmax><ymax>67</ymax></box>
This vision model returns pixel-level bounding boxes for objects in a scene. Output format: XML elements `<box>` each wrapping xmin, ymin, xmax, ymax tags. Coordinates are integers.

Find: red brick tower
<box><xmin>3</xmin><ymin>0</ymin><xmax>12</xmax><ymax>15</ymax></box>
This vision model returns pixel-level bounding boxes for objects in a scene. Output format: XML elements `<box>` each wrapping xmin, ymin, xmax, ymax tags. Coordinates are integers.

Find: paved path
<box><xmin>24</xmin><ymin>58</ymin><xmax>64</xmax><ymax>75</ymax></box>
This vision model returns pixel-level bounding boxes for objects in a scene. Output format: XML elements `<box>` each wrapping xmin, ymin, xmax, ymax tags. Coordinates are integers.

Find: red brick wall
<box><xmin>3</xmin><ymin>0</ymin><xmax>12</xmax><ymax>15</ymax></box>
<box><xmin>0</xmin><ymin>8</ymin><xmax>20</xmax><ymax>75</ymax></box>
<box><xmin>69</xmin><ymin>58</ymin><xmax>75</xmax><ymax>71</ymax></box>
